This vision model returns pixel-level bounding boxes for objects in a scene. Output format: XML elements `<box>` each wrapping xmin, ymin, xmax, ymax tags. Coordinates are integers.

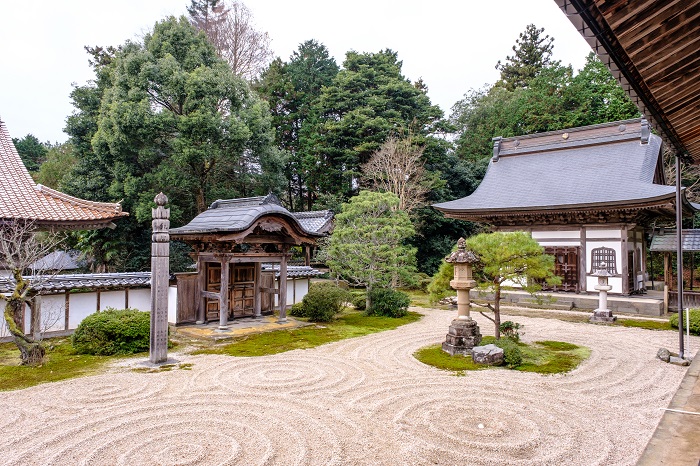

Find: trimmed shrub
<box><xmin>72</xmin><ymin>308</ymin><xmax>151</xmax><ymax>356</ymax></box>
<box><xmin>289</xmin><ymin>302</ymin><xmax>307</xmax><ymax>318</ymax></box>
<box><xmin>367</xmin><ymin>288</ymin><xmax>410</xmax><ymax>318</ymax></box>
<box><xmin>670</xmin><ymin>308</ymin><xmax>700</xmax><ymax>336</ymax></box>
<box><xmin>499</xmin><ymin>321</ymin><xmax>523</xmax><ymax>342</ymax></box>
<box><xmin>301</xmin><ymin>282</ymin><xmax>349</xmax><ymax>322</ymax></box>
<box><xmin>352</xmin><ymin>293</ymin><xmax>367</xmax><ymax>311</ymax></box>
<box><xmin>494</xmin><ymin>338</ymin><xmax>523</xmax><ymax>368</ymax></box>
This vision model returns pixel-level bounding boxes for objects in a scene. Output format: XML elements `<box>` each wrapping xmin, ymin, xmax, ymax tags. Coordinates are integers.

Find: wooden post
<box><xmin>278</xmin><ymin>249</ymin><xmax>288</xmax><ymax>322</ymax></box>
<box><xmin>197</xmin><ymin>257</ymin><xmax>207</xmax><ymax>324</ymax></box>
<box><xmin>253</xmin><ymin>262</ymin><xmax>262</xmax><ymax>318</ymax></box>
<box><xmin>219</xmin><ymin>258</ymin><xmax>230</xmax><ymax>330</ymax></box>
<box><xmin>149</xmin><ymin>192</ymin><xmax>170</xmax><ymax>364</ymax></box>
<box><xmin>64</xmin><ymin>291</ymin><xmax>70</xmax><ymax>331</ymax></box>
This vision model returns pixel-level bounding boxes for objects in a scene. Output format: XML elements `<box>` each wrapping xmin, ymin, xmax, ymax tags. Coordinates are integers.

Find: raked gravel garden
<box><xmin>0</xmin><ymin>307</ymin><xmax>695</xmax><ymax>466</ymax></box>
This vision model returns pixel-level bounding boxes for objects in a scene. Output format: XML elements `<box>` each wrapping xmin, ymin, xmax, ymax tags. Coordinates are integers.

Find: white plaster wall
<box><xmin>68</xmin><ymin>293</ymin><xmax>98</xmax><ymax>329</ymax></box>
<box><xmin>129</xmin><ymin>289</ymin><xmax>151</xmax><ymax>312</ymax></box>
<box><xmin>532</xmin><ymin>230</ymin><xmax>580</xmax><ymax>239</ymax></box>
<box><xmin>585</xmin><ymin>229</ymin><xmax>624</xmax><ymax>293</ymax></box>
<box><xmin>274</xmin><ymin>278</ymin><xmax>311</xmax><ymax>307</ymax></box>
<box><xmin>39</xmin><ymin>294</ymin><xmax>66</xmax><ymax>332</ymax></box>
<box><xmin>168</xmin><ymin>286</ymin><xmax>177</xmax><ymax>324</ymax></box>
<box><xmin>99</xmin><ymin>291</ymin><xmax>126</xmax><ymax>311</ymax></box>
<box><xmin>0</xmin><ymin>297</ymin><xmax>8</xmax><ymax>339</ymax></box>
<box><xmin>531</xmin><ymin>229</ymin><xmax>580</xmax><ymax>247</ymax></box>
<box><xmin>586</xmin><ymin>228</ymin><xmax>622</xmax><ymax>239</ymax></box>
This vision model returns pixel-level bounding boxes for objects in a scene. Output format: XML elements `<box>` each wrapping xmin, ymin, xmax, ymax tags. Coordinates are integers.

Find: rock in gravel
<box><xmin>472</xmin><ymin>344</ymin><xmax>504</xmax><ymax>365</ymax></box>
<box><xmin>657</xmin><ymin>348</ymin><xmax>671</xmax><ymax>362</ymax></box>
<box><xmin>669</xmin><ymin>356</ymin><xmax>690</xmax><ymax>366</ymax></box>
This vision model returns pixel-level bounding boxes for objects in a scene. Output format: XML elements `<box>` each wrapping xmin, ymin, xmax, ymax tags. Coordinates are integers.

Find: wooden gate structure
<box><xmin>170</xmin><ymin>195</ymin><xmax>329</xmax><ymax>329</ymax></box>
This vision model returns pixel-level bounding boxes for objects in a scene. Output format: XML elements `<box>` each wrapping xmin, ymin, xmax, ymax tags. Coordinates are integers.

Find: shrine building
<box><xmin>434</xmin><ymin>118</ymin><xmax>698</xmax><ymax>295</ymax></box>
<box><xmin>170</xmin><ymin>194</ymin><xmax>331</xmax><ymax>329</ymax></box>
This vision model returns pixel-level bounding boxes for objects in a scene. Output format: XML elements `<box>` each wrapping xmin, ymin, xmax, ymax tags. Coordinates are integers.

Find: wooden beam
<box><xmin>219</xmin><ymin>259</ymin><xmax>229</xmax><ymax>329</ymax></box>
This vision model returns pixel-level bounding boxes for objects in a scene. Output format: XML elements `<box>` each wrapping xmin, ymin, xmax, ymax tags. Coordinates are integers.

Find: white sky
<box><xmin>0</xmin><ymin>0</ymin><xmax>593</xmax><ymax>144</ymax></box>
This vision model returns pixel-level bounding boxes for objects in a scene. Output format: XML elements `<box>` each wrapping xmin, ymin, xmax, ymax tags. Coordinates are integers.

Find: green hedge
<box><xmin>300</xmin><ymin>282</ymin><xmax>349</xmax><ymax>322</ymax></box>
<box><xmin>670</xmin><ymin>308</ymin><xmax>700</xmax><ymax>336</ymax></box>
<box><xmin>366</xmin><ymin>288</ymin><xmax>410</xmax><ymax>318</ymax></box>
<box><xmin>72</xmin><ymin>308</ymin><xmax>152</xmax><ymax>355</ymax></box>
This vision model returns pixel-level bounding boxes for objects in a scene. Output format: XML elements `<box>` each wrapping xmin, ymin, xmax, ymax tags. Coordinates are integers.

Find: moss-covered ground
<box><xmin>0</xmin><ymin>338</ymin><xmax>113</xmax><ymax>391</ymax></box>
<box><xmin>414</xmin><ymin>338</ymin><xmax>590</xmax><ymax>375</ymax></box>
<box><xmin>194</xmin><ymin>310</ymin><xmax>422</xmax><ymax>357</ymax></box>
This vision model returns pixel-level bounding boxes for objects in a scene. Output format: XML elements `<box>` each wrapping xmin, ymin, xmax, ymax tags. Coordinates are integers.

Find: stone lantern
<box><xmin>442</xmin><ymin>238</ymin><xmax>482</xmax><ymax>356</ymax></box>
<box><xmin>590</xmin><ymin>261</ymin><xmax>617</xmax><ymax>323</ymax></box>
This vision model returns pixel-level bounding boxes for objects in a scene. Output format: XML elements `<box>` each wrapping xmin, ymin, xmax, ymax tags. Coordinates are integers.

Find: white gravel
<box><xmin>0</xmin><ymin>308</ymin><xmax>694</xmax><ymax>466</ymax></box>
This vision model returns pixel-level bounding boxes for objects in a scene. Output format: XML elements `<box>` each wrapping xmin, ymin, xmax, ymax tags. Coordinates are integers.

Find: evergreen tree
<box><xmin>496</xmin><ymin>24</ymin><xmax>555</xmax><ymax>90</ymax></box>
<box><xmin>12</xmin><ymin>134</ymin><xmax>48</xmax><ymax>172</ymax></box>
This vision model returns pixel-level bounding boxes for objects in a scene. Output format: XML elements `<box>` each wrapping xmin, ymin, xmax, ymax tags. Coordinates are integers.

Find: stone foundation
<box><xmin>442</xmin><ymin>319</ymin><xmax>481</xmax><ymax>356</ymax></box>
<box><xmin>590</xmin><ymin>309</ymin><xmax>616</xmax><ymax>323</ymax></box>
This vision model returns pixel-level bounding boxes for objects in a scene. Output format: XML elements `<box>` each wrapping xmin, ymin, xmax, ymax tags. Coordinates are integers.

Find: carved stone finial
<box><xmin>445</xmin><ymin>237</ymin><xmax>479</xmax><ymax>264</ymax></box>
<box><xmin>154</xmin><ymin>192</ymin><xmax>168</xmax><ymax>206</ymax></box>
<box><xmin>640</xmin><ymin>118</ymin><xmax>650</xmax><ymax>144</ymax></box>
<box><xmin>492</xmin><ymin>137</ymin><xmax>502</xmax><ymax>162</ymax></box>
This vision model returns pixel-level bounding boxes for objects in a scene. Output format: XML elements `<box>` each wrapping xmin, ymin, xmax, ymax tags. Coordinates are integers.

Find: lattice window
<box><xmin>589</xmin><ymin>247</ymin><xmax>618</xmax><ymax>275</ymax></box>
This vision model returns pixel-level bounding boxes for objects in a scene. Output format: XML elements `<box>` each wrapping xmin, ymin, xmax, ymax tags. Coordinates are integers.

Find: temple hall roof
<box><xmin>434</xmin><ymin>119</ymin><xmax>695</xmax><ymax>221</ymax></box>
<box><xmin>0</xmin><ymin>119</ymin><xmax>127</xmax><ymax>228</ymax></box>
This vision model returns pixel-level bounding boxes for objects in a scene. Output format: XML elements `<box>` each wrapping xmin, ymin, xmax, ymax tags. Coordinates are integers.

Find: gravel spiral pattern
<box><xmin>0</xmin><ymin>308</ymin><xmax>693</xmax><ymax>465</ymax></box>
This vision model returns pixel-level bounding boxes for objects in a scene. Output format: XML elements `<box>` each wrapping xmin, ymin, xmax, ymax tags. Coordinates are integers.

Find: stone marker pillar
<box><xmin>150</xmin><ymin>192</ymin><xmax>170</xmax><ymax>364</ymax></box>
<box><xmin>590</xmin><ymin>261</ymin><xmax>616</xmax><ymax>323</ymax></box>
<box><xmin>442</xmin><ymin>238</ymin><xmax>482</xmax><ymax>356</ymax></box>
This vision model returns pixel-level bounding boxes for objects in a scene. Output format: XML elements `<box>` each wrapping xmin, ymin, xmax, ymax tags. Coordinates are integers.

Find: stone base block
<box><xmin>442</xmin><ymin>319</ymin><xmax>481</xmax><ymax>356</ymax></box>
<box><xmin>590</xmin><ymin>309</ymin><xmax>616</xmax><ymax>323</ymax></box>
<box><xmin>472</xmin><ymin>344</ymin><xmax>504</xmax><ymax>365</ymax></box>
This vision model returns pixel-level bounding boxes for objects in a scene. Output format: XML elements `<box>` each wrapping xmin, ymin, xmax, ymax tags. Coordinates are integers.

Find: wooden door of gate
<box><xmin>542</xmin><ymin>246</ymin><xmax>579</xmax><ymax>293</ymax></box>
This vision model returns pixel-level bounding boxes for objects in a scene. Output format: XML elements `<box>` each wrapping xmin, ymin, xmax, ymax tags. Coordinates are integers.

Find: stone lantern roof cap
<box><xmin>445</xmin><ymin>237</ymin><xmax>479</xmax><ymax>264</ymax></box>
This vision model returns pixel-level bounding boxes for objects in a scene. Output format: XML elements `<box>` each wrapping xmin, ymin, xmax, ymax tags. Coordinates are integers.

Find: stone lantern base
<box><xmin>590</xmin><ymin>309</ymin><xmax>616</xmax><ymax>323</ymax></box>
<box><xmin>442</xmin><ymin>319</ymin><xmax>482</xmax><ymax>356</ymax></box>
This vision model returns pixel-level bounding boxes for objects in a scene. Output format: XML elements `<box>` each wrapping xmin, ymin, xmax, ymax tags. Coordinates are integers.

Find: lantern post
<box><xmin>590</xmin><ymin>261</ymin><xmax>616</xmax><ymax>323</ymax></box>
<box><xmin>442</xmin><ymin>238</ymin><xmax>482</xmax><ymax>355</ymax></box>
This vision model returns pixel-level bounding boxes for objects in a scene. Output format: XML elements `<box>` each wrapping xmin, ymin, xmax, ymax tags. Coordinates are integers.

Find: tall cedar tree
<box><xmin>496</xmin><ymin>24</ymin><xmax>555</xmax><ymax>90</ymax></box>
<box><xmin>12</xmin><ymin>134</ymin><xmax>48</xmax><ymax>172</ymax></box>
<box><xmin>63</xmin><ymin>16</ymin><xmax>281</xmax><ymax>272</ymax></box>
<box><xmin>315</xmin><ymin>50</ymin><xmax>444</xmax><ymax>199</ymax></box>
<box><xmin>255</xmin><ymin>40</ymin><xmax>339</xmax><ymax>210</ymax></box>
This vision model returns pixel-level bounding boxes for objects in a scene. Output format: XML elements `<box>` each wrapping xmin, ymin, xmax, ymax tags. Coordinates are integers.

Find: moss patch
<box><xmin>415</xmin><ymin>339</ymin><xmax>590</xmax><ymax>375</ymax></box>
<box><xmin>194</xmin><ymin>311</ymin><xmax>422</xmax><ymax>357</ymax></box>
<box><xmin>401</xmin><ymin>290</ymin><xmax>435</xmax><ymax>309</ymax></box>
<box><xmin>0</xmin><ymin>338</ymin><xmax>112</xmax><ymax>391</ymax></box>
<box><xmin>616</xmin><ymin>318</ymin><xmax>672</xmax><ymax>331</ymax></box>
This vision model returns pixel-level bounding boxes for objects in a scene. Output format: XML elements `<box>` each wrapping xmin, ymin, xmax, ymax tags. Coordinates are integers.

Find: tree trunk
<box><xmin>366</xmin><ymin>285</ymin><xmax>372</xmax><ymax>312</ymax></box>
<box><xmin>494</xmin><ymin>283</ymin><xmax>501</xmax><ymax>340</ymax></box>
<box><xmin>4</xmin><ymin>298</ymin><xmax>45</xmax><ymax>366</ymax></box>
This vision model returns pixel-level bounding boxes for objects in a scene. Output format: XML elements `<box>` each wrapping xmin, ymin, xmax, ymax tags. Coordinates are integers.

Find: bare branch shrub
<box><xmin>189</xmin><ymin>0</ymin><xmax>274</xmax><ymax>80</ymax></box>
<box><xmin>0</xmin><ymin>220</ymin><xmax>63</xmax><ymax>364</ymax></box>
<box><xmin>361</xmin><ymin>135</ymin><xmax>437</xmax><ymax>213</ymax></box>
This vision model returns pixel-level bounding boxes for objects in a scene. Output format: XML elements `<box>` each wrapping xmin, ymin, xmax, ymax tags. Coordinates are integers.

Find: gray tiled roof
<box><xmin>28</xmin><ymin>250</ymin><xmax>81</xmax><ymax>271</ymax></box>
<box><xmin>292</xmin><ymin>210</ymin><xmax>333</xmax><ymax>234</ymax></box>
<box><xmin>0</xmin><ymin>272</ymin><xmax>151</xmax><ymax>293</ymax></box>
<box><xmin>170</xmin><ymin>194</ymin><xmax>323</xmax><ymax>236</ymax></box>
<box><xmin>650</xmin><ymin>230</ymin><xmax>700</xmax><ymax>252</ymax></box>
<box><xmin>262</xmin><ymin>264</ymin><xmax>323</xmax><ymax>278</ymax></box>
<box><xmin>434</xmin><ymin>119</ymin><xmax>683</xmax><ymax>214</ymax></box>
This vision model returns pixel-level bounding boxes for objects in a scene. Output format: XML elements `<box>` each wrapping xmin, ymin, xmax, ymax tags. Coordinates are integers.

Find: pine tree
<box><xmin>496</xmin><ymin>24</ymin><xmax>555</xmax><ymax>90</ymax></box>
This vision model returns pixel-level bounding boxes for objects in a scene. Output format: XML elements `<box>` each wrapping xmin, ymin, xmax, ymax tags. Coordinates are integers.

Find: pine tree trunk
<box><xmin>3</xmin><ymin>282</ymin><xmax>46</xmax><ymax>366</ymax></box>
<box><xmin>494</xmin><ymin>283</ymin><xmax>501</xmax><ymax>340</ymax></box>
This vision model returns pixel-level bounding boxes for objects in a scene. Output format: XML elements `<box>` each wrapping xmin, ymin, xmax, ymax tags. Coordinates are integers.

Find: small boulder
<box><xmin>669</xmin><ymin>356</ymin><xmax>690</xmax><ymax>367</ymax></box>
<box><xmin>657</xmin><ymin>348</ymin><xmax>671</xmax><ymax>363</ymax></box>
<box><xmin>472</xmin><ymin>344</ymin><xmax>504</xmax><ymax>366</ymax></box>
